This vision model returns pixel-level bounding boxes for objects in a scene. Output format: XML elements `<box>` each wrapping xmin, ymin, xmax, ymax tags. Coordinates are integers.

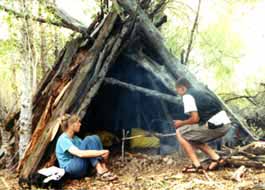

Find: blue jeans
<box><xmin>65</xmin><ymin>135</ymin><xmax>103</xmax><ymax>179</ymax></box>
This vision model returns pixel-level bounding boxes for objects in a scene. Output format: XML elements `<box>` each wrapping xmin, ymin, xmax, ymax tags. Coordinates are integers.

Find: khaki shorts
<box><xmin>177</xmin><ymin>123</ymin><xmax>231</xmax><ymax>144</ymax></box>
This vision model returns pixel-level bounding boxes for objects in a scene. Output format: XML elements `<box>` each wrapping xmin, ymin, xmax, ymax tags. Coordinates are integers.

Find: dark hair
<box><xmin>61</xmin><ymin>114</ymin><xmax>80</xmax><ymax>131</ymax></box>
<box><xmin>175</xmin><ymin>77</ymin><xmax>192</xmax><ymax>89</ymax></box>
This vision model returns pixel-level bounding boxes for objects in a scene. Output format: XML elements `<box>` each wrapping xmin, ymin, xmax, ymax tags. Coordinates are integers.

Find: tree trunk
<box><xmin>18</xmin><ymin>0</ymin><xmax>33</xmax><ymax>159</ymax></box>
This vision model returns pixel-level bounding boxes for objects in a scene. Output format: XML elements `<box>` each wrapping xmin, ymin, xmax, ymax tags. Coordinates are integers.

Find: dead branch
<box><xmin>184</xmin><ymin>0</ymin><xmax>201</xmax><ymax>65</ymax></box>
<box><xmin>0</xmin><ymin>4</ymin><xmax>86</xmax><ymax>34</ymax></box>
<box><xmin>49</xmin><ymin>6</ymin><xmax>88</xmax><ymax>35</ymax></box>
<box><xmin>224</xmin><ymin>95</ymin><xmax>257</xmax><ymax>105</ymax></box>
<box><xmin>222</xmin><ymin>142</ymin><xmax>265</xmax><ymax>169</ymax></box>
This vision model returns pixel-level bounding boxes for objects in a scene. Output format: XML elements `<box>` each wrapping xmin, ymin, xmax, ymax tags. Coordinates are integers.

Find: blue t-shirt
<box><xmin>55</xmin><ymin>133</ymin><xmax>82</xmax><ymax>169</ymax></box>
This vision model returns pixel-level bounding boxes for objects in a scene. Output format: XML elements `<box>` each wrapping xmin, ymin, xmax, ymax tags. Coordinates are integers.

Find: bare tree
<box><xmin>18</xmin><ymin>0</ymin><xmax>33</xmax><ymax>159</ymax></box>
<box><xmin>184</xmin><ymin>0</ymin><xmax>202</xmax><ymax>65</ymax></box>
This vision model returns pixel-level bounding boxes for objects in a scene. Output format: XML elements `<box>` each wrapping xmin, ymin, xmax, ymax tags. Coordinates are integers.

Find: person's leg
<box><xmin>176</xmin><ymin>129</ymin><xmax>201</xmax><ymax>167</ymax></box>
<box><xmin>193</xmin><ymin>124</ymin><xmax>231</xmax><ymax>170</ymax></box>
<box><xmin>91</xmin><ymin>135</ymin><xmax>103</xmax><ymax>149</ymax></box>
<box><xmin>194</xmin><ymin>143</ymin><xmax>225</xmax><ymax>170</ymax></box>
<box><xmin>90</xmin><ymin>135</ymin><xmax>109</xmax><ymax>164</ymax></box>
<box><xmin>65</xmin><ymin>136</ymin><xmax>103</xmax><ymax>178</ymax></box>
<box><xmin>83</xmin><ymin>136</ymin><xmax>117</xmax><ymax>180</ymax></box>
<box><xmin>79</xmin><ymin>135</ymin><xmax>110</xmax><ymax>173</ymax></box>
<box><xmin>65</xmin><ymin>156</ymin><xmax>89</xmax><ymax>179</ymax></box>
<box><xmin>89</xmin><ymin>135</ymin><xmax>109</xmax><ymax>170</ymax></box>
<box><xmin>194</xmin><ymin>143</ymin><xmax>219</xmax><ymax>160</ymax></box>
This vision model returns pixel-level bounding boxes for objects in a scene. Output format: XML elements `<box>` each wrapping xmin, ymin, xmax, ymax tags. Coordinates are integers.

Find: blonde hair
<box><xmin>61</xmin><ymin>114</ymin><xmax>80</xmax><ymax>131</ymax></box>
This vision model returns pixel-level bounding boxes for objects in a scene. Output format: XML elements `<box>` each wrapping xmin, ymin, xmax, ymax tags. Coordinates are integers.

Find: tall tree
<box><xmin>18</xmin><ymin>0</ymin><xmax>33</xmax><ymax>159</ymax></box>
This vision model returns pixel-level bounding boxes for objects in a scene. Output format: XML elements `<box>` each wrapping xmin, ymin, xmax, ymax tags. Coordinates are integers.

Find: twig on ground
<box><xmin>231</xmin><ymin>165</ymin><xmax>247</xmax><ymax>182</ymax></box>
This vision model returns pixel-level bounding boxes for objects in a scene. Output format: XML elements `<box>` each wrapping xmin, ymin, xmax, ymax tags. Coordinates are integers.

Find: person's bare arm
<box><xmin>68</xmin><ymin>146</ymin><xmax>109</xmax><ymax>158</ymax></box>
<box><xmin>174</xmin><ymin>111</ymin><xmax>200</xmax><ymax>128</ymax></box>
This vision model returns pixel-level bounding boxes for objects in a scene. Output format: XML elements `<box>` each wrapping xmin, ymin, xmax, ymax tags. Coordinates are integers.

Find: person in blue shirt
<box><xmin>55</xmin><ymin>114</ymin><xmax>117</xmax><ymax>181</ymax></box>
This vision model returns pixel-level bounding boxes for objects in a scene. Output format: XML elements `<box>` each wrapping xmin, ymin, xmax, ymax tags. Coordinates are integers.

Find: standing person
<box><xmin>55</xmin><ymin>114</ymin><xmax>117</xmax><ymax>181</ymax></box>
<box><xmin>174</xmin><ymin>77</ymin><xmax>231</xmax><ymax>173</ymax></box>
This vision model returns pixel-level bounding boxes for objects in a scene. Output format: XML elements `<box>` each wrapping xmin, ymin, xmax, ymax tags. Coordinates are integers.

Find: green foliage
<box><xmin>0</xmin><ymin>0</ymin><xmax>73</xmax><ymax>110</ymax></box>
<box><xmin>162</xmin><ymin>0</ymin><xmax>247</xmax><ymax>93</ymax></box>
<box><xmin>198</xmin><ymin>14</ymin><xmax>243</xmax><ymax>82</ymax></box>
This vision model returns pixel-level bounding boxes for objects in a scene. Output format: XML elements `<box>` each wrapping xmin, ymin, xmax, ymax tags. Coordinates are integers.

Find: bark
<box><xmin>18</xmin><ymin>0</ymin><xmax>33</xmax><ymax>160</ymax></box>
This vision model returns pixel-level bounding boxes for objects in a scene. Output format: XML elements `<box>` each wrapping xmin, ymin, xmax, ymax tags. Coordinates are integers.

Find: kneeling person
<box><xmin>55</xmin><ymin>114</ymin><xmax>117</xmax><ymax>181</ymax></box>
<box><xmin>174</xmin><ymin>78</ymin><xmax>231</xmax><ymax>172</ymax></box>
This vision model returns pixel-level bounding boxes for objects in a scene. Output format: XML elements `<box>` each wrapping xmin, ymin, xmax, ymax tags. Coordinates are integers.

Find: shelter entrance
<box><xmin>79</xmin><ymin>52</ymin><xmax>186</xmax><ymax>155</ymax></box>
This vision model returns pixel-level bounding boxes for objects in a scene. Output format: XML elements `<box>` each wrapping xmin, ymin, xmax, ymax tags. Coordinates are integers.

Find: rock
<box><xmin>166</xmin><ymin>158</ymin><xmax>174</xmax><ymax>165</ymax></box>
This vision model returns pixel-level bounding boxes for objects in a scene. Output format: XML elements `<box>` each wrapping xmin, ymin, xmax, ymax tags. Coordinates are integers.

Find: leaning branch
<box><xmin>104</xmin><ymin>77</ymin><xmax>181</xmax><ymax>105</ymax></box>
<box><xmin>225</xmin><ymin>95</ymin><xmax>257</xmax><ymax>105</ymax></box>
<box><xmin>0</xmin><ymin>4</ymin><xmax>87</xmax><ymax>34</ymax></box>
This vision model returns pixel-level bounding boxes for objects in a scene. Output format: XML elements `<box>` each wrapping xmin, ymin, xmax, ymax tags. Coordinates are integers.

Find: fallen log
<box><xmin>222</xmin><ymin>141</ymin><xmax>265</xmax><ymax>169</ymax></box>
<box><xmin>227</xmin><ymin>158</ymin><xmax>265</xmax><ymax>169</ymax></box>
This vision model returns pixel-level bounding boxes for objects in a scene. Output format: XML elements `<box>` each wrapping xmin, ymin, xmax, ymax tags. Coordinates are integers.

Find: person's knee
<box><xmin>83</xmin><ymin>136</ymin><xmax>95</xmax><ymax>144</ymax></box>
<box><xmin>176</xmin><ymin>129</ymin><xmax>182</xmax><ymax>139</ymax></box>
<box><xmin>90</xmin><ymin>135</ymin><xmax>101</xmax><ymax>143</ymax></box>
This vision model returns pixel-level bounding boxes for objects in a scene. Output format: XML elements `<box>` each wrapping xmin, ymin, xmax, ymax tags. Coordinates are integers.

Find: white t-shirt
<box><xmin>182</xmin><ymin>94</ymin><xmax>231</xmax><ymax>125</ymax></box>
<box><xmin>183</xmin><ymin>94</ymin><xmax>198</xmax><ymax>114</ymax></box>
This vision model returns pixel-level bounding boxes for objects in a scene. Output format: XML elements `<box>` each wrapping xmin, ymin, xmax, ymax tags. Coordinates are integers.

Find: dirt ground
<box><xmin>1</xmin><ymin>152</ymin><xmax>265</xmax><ymax>190</ymax></box>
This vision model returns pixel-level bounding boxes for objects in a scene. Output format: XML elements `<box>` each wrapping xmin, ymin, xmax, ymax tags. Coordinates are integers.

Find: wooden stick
<box><xmin>231</xmin><ymin>166</ymin><xmax>247</xmax><ymax>182</ymax></box>
<box><xmin>52</xmin><ymin>80</ymin><xmax>72</xmax><ymax>108</ymax></box>
<box><xmin>122</xmin><ymin>129</ymin><xmax>125</xmax><ymax>163</ymax></box>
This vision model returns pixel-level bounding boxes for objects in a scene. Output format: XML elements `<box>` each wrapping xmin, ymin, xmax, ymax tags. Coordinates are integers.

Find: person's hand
<box><xmin>101</xmin><ymin>150</ymin><xmax>109</xmax><ymax>162</ymax></box>
<box><xmin>174</xmin><ymin>120</ymin><xmax>183</xmax><ymax>128</ymax></box>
